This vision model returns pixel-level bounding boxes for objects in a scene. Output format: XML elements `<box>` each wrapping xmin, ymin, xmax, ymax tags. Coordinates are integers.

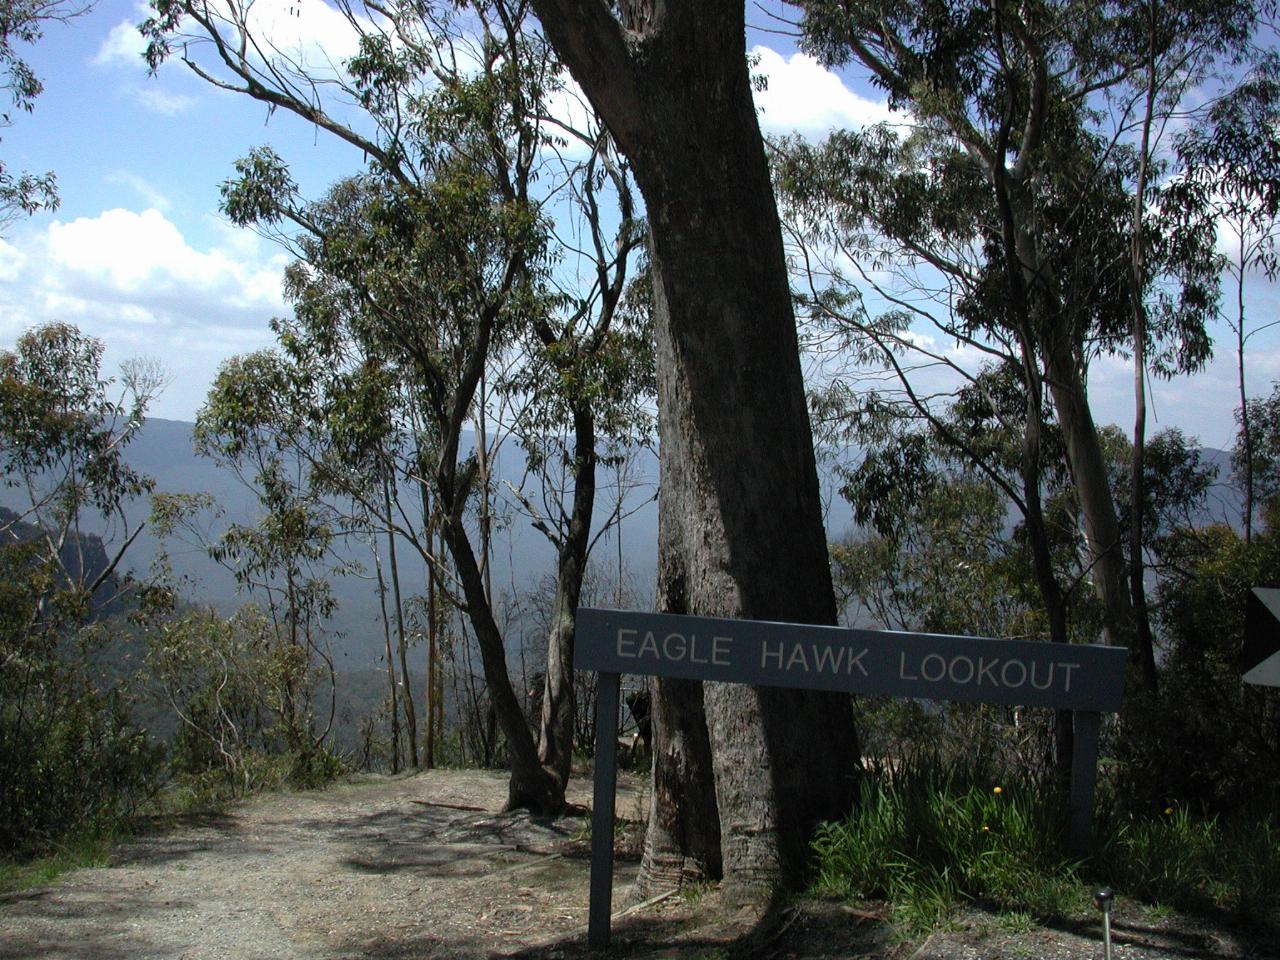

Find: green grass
<box><xmin>811</xmin><ymin>755</ymin><xmax>1083</xmax><ymax>935</ymax></box>
<box><xmin>995</xmin><ymin>910</ymin><xmax>1035</xmax><ymax>934</ymax></box>
<box><xmin>677</xmin><ymin>880</ymin><xmax>717</xmax><ymax>905</ymax></box>
<box><xmin>0</xmin><ymin>830</ymin><xmax>120</xmax><ymax>895</ymax></box>
<box><xmin>1098</xmin><ymin>805</ymin><xmax>1280</xmax><ymax>923</ymax></box>
<box><xmin>809</xmin><ymin>755</ymin><xmax>1280</xmax><ymax>938</ymax></box>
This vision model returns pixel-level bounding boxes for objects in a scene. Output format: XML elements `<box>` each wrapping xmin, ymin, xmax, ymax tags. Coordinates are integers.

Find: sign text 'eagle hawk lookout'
<box><xmin>578</xmin><ymin>609</ymin><xmax>1124</xmax><ymax>710</ymax></box>
<box><xmin>575</xmin><ymin>608</ymin><xmax>1128</xmax><ymax>949</ymax></box>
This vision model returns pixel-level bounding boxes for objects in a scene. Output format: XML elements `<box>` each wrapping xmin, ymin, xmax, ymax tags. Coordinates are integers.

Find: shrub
<box><xmin>148</xmin><ymin>607</ymin><xmax>346</xmax><ymax>802</ymax></box>
<box><xmin>1121</xmin><ymin>510</ymin><xmax>1280</xmax><ymax>815</ymax></box>
<box><xmin>0</xmin><ymin>679</ymin><xmax>160</xmax><ymax>856</ymax></box>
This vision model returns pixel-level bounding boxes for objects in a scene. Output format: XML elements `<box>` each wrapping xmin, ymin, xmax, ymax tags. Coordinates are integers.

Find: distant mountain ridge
<box><xmin>1</xmin><ymin>418</ymin><xmax>664</xmax><ymax>671</ymax></box>
<box><xmin>5</xmin><ymin>417</ymin><xmax>1235</xmax><ymax>671</ymax></box>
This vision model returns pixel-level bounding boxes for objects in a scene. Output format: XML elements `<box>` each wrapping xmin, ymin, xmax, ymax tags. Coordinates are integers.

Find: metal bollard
<box><xmin>1093</xmin><ymin>888</ymin><xmax>1114</xmax><ymax>960</ymax></box>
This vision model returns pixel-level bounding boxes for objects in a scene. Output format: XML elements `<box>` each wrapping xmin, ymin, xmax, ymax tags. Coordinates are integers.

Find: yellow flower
<box><xmin>982</xmin><ymin>825</ymin><xmax>990</xmax><ymax>833</ymax></box>
<box><xmin>993</xmin><ymin>786</ymin><xmax>1003</xmax><ymax>795</ymax></box>
<box><xmin>1164</xmin><ymin>806</ymin><xmax>1174</xmax><ymax>816</ymax></box>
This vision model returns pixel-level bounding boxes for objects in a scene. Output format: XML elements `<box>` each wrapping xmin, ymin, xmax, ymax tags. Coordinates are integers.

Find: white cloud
<box><xmin>0</xmin><ymin>239</ymin><xmax>25</xmax><ymax>282</ymax></box>
<box><xmin>751</xmin><ymin>45</ymin><xmax>894</xmax><ymax>138</ymax></box>
<box><xmin>243</xmin><ymin>0</ymin><xmax>368</xmax><ymax>70</ymax></box>
<box><xmin>1139</xmin><ymin>354</ymin><xmax>1245</xmax><ymax>451</ymax></box>
<box><xmin>93</xmin><ymin>15</ymin><xmax>148</xmax><ymax>68</ymax></box>
<box><xmin>207</xmin><ymin>214</ymin><xmax>268</xmax><ymax>259</ymax></box>
<box><xmin>96</xmin><ymin>0</ymin><xmax>367</xmax><ymax>75</ymax></box>
<box><xmin>91</xmin><ymin>8</ymin><xmax>201</xmax><ymax>114</ymax></box>
<box><xmin>541</xmin><ymin>73</ymin><xmax>597</xmax><ymax>160</ymax></box>
<box><xmin>0</xmin><ymin>209</ymin><xmax>289</xmax><ymax>419</ymax></box>
<box><xmin>44</xmin><ymin>208</ymin><xmax>286</xmax><ymax>311</ymax></box>
<box><xmin>134</xmin><ymin>84</ymin><xmax>200</xmax><ymax>115</ymax></box>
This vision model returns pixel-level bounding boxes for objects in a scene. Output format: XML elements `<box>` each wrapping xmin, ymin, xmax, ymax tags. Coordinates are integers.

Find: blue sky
<box><xmin>1</xmin><ymin>0</ymin><xmax>1277</xmax><ymax>455</ymax></box>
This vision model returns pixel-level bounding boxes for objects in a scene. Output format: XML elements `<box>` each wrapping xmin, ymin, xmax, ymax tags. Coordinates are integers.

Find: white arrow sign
<box><xmin>1242</xmin><ymin>588</ymin><xmax>1280</xmax><ymax>687</ymax></box>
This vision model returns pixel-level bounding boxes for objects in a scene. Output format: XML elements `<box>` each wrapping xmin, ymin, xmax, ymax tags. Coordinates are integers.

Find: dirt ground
<box><xmin>0</xmin><ymin>769</ymin><xmax>1274</xmax><ymax>960</ymax></box>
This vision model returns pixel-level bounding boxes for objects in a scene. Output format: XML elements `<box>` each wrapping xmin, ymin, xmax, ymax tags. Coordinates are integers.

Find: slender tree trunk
<box><xmin>1013</xmin><ymin>336</ymin><xmax>1073</xmax><ymax>781</ymax></box>
<box><xmin>615</xmin><ymin>461</ymin><xmax>625</xmax><ymax>605</ymax></box>
<box><xmin>1042</xmin><ymin>348</ymin><xmax>1153</xmax><ymax>694</ymax></box>
<box><xmin>536</xmin><ymin>403</ymin><xmax>597</xmax><ymax>788</ymax></box>
<box><xmin>384</xmin><ymin>477</ymin><xmax>418</xmax><ymax>767</ymax></box>
<box><xmin>992</xmin><ymin>156</ymin><xmax>1075</xmax><ymax>778</ymax></box>
<box><xmin>1128</xmin><ymin>15</ymin><xmax>1160</xmax><ymax>698</ymax></box>
<box><xmin>425</xmin><ymin>544</ymin><xmax>438</xmax><ymax>770</ymax></box>
<box><xmin>476</xmin><ymin>374</ymin><xmax>494</xmax><ymax>603</ymax></box>
<box><xmin>433</xmin><ymin>520</ymin><xmax>448</xmax><ymax>767</ymax></box>
<box><xmin>419</xmin><ymin>475</ymin><xmax>438</xmax><ymax>769</ymax></box>
<box><xmin>1130</xmin><ymin>323</ymin><xmax>1155</xmax><ymax>666</ymax></box>
<box><xmin>442</xmin><ymin>509</ymin><xmax>563</xmax><ymax>811</ymax></box>
<box><xmin>1237</xmin><ymin>264</ymin><xmax>1254</xmax><ymax>542</ymax></box>
<box><xmin>1016</xmin><ymin>339</ymin><xmax>1070</xmax><ymax>648</ymax></box>
<box><xmin>485</xmin><ymin>702</ymin><xmax>498</xmax><ymax>768</ymax></box>
<box><xmin>373</xmin><ymin>535</ymin><xmax>401</xmax><ymax>774</ymax></box>
<box><xmin>532</xmin><ymin>0</ymin><xmax>858</xmax><ymax>892</ymax></box>
<box><xmin>989</xmin><ymin>134</ymin><xmax>1069</xmax><ymax>657</ymax></box>
<box><xmin>977</xmin><ymin>28</ymin><xmax>1156</xmax><ymax>700</ymax></box>
<box><xmin>1002</xmin><ymin>176</ymin><xmax>1153</xmax><ymax>697</ymax></box>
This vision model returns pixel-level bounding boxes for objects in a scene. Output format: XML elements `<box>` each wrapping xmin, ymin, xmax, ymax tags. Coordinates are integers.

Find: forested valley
<box><xmin>3</xmin><ymin>0</ymin><xmax>1280</xmax><ymax>954</ymax></box>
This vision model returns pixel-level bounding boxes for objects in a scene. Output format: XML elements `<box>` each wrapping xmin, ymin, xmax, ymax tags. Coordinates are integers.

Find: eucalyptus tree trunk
<box><xmin>1041</xmin><ymin>340</ymin><xmax>1147</xmax><ymax>684</ymax></box>
<box><xmin>532</xmin><ymin>0</ymin><xmax>859</xmax><ymax>892</ymax></box>
<box><xmin>536</xmin><ymin>403</ymin><xmax>597</xmax><ymax>788</ymax></box>
<box><xmin>1236</xmin><ymin>264</ymin><xmax>1255</xmax><ymax>542</ymax></box>
<box><xmin>1013</xmin><ymin>338</ymin><xmax>1074</xmax><ymax>781</ymax></box>
<box><xmin>373</xmin><ymin>533</ymin><xmax>402</xmax><ymax>773</ymax></box>
<box><xmin>441</xmin><ymin>509</ymin><xmax>563</xmax><ymax>812</ymax></box>
<box><xmin>384</xmin><ymin>476</ymin><xmax>418</xmax><ymax>766</ymax></box>
<box><xmin>425</xmin><ymin>533</ymin><xmax>439</xmax><ymax>770</ymax></box>
<box><xmin>419</xmin><ymin>474</ymin><xmax>439</xmax><ymax>769</ymax></box>
<box><xmin>1127</xmin><ymin>15</ymin><xmax>1161</xmax><ymax>696</ymax></box>
<box><xmin>433</xmin><ymin>311</ymin><xmax>564</xmax><ymax>812</ymax></box>
<box><xmin>1004</xmin><ymin>179</ymin><xmax>1152</xmax><ymax>699</ymax></box>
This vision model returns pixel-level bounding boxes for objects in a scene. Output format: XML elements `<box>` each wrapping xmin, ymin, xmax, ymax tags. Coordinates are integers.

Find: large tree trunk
<box><xmin>638</xmin><ymin>675</ymin><xmax>721</xmax><ymax>892</ymax></box>
<box><xmin>532</xmin><ymin>0</ymin><xmax>859</xmax><ymax>893</ymax></box>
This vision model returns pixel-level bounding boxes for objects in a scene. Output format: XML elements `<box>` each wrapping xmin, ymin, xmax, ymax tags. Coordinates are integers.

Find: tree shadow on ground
<box><xmin>0</xmin><ymin>888</ymin><xmax>204</xmax><ymax>960</ymax></box>
<box><xmin>1045</xmin><ymin>909</ymin><xmax>1279</xmax><ymax>960</ymax></box>
<box><xmin>499</xmin><ymin>890</ymin><xmax>895</xmax><ymax>960</ymax></box>
<box><xmin>282</xmin><ymin>803</ymin><xmax>591</xmax><ymax>877</ymax></box>
<box><xmin>108</xmin><ymin>811</ymin><xmax>241</xmax><ymax>868</ymax></box>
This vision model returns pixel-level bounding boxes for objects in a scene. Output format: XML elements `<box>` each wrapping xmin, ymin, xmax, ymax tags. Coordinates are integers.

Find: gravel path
<box><xmin>3</xmin><ymin>770</ymin><xmax>1274</xmax><ymax>960</ymax></box>
<box><xmin>0</xmin><ymin>770</ymin><xmax>643</xmax><ymax>960</ymax></box>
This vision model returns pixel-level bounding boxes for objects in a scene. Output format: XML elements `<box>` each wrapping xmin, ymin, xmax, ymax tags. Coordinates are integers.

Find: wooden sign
<box><xmin>576</xmin><ymin>608</ymin><xmax>1128</xmax><ymax>949</ymax></box>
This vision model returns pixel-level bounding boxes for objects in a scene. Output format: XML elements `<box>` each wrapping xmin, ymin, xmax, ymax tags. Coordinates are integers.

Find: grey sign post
<box><xmin>575</xmin><ymin>608</ymin><xmax>1128</xmax><ymax>950</ymax></box>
